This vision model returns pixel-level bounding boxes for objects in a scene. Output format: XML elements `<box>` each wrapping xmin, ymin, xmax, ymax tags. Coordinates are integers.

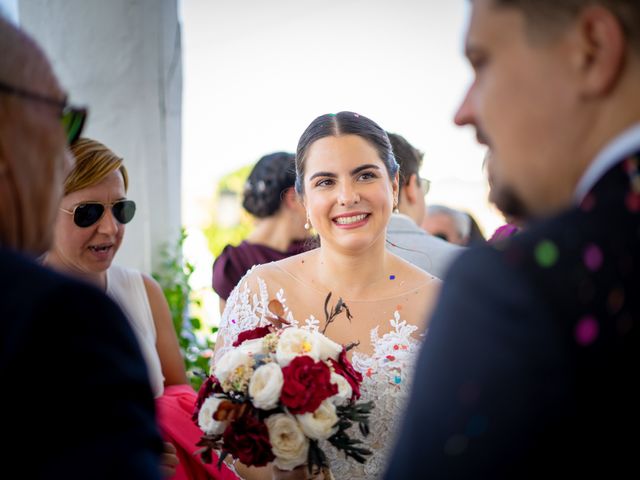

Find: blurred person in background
<box><xmin>422</xmin><ymin>204</ymin><xmax>485</xmax><ymax>246</ymax></box>
<box><xmin>386</xmin><ymin>132</ymin><xmax>462</xmax><ymax>277</ymax></box>
<box><xmin>212</xmin><ymin>151</ymin><xmax>310</xmax><ymax>313</ymax></box>
<box><xmin>0</xmin><ymin>17</ymin><xmax>162</xmax><ymax>478</ymax></box>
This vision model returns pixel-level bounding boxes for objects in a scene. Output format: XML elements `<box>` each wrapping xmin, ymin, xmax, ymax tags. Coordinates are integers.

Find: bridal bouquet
<box><xmin>193</xmin><ymin>302</ymin><xmax>373</xmax><ymax>475</ymax></box>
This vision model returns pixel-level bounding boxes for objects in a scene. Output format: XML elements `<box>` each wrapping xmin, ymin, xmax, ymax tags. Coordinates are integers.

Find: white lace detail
<box><xmin>326</xmin><ymin>311</ymin><xmax>420</xmax><ymax>480</ymax></box>
<box><xmin>216</xmin><ymin>273</ymin><xmax>424</xmax><ymax>479</ymax></box>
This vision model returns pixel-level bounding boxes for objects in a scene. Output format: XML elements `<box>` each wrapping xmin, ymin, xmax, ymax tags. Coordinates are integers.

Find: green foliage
<box><xmin>153</xmin><ymin>229</ymin><xmax>215</xmax><ymax>390</ymax></box>
<box><xmin>203</xmin><ymin>164</ymin><xmax>255</xmax><ymax>258</ymax></box>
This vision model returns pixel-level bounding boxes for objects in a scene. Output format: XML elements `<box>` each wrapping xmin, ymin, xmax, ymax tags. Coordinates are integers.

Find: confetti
<box><xmin>625</xmin><ymin>192</ymin><xmax>640</xmax><ymax>212</ymax></box>
<box><xmin>575</xmin><ymin>316</ymin><xmax>599</xmax><ymax>346</ymax></box>
<box><xmin>607</xmin><ymin>288</ymin><xmax>625</xmax><ymax>314</ymax></box>
<box><xmin>535</xmin><ymin>240</ymin><xmax>559</xmax><ymax>267</ymax></box>
<box><xmin>389</xmin><ymin>274</ymin><xmax>396</xmax><ymax>280</ymax></box>
<box><xmin>583</xmin><ymin>244</ymin><xmax>603</xmax><ymax>271</ymax></box>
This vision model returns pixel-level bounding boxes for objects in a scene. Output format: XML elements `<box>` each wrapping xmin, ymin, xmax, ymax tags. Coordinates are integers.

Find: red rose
<box><xmin>193</xmin><ymin>375</ymin><xmax>223</xmax><ymax>422</ymax></box>
<box><xmin>232</xmin><ymin>325</ymin><xmax>272</xmax><ymax>347</ymax></box>
<box><xmin>329</xmin><ymin>349</ymin><xmax>363</xmax><ymax>401</ymax></box>
<box><xmin>281</xmin><ymin>356</ymin><xmax>338</xmax><ymax>414</ymax></box>
<box><xmin>223</xmin><ymin>412</ymin><xmax>275</xmax><ymax>467</ymax></box>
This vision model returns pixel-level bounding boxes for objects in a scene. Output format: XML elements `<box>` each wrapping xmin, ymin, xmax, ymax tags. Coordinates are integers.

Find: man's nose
<box><xmin>454</xmin><ymin>81</ymin><xmax>476</xmax><ymax>127</ymax></box>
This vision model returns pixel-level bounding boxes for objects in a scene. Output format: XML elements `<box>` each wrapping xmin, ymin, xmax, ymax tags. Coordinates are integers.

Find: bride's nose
<box><xmin>338</xmin><ymin>183</ymin><xmax>360</xmax><ymax>206</ymax></box>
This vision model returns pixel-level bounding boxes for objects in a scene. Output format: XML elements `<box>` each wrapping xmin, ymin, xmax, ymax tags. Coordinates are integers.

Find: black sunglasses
<box><xmin>0</xmin><ymin>80</ymin><xmax>87</xmax><ymax>145</ymax></box>
<box><xmin>60</xmin><ymin>200</ymin><xmax>136</xmax><ymax>228</ymax></box>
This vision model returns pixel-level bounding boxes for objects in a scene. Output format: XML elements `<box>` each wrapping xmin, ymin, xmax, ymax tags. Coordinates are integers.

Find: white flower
<box><xmin>198</xmin><ymin>395</ymin><xmax>227</xmax><ymax>435</ymax></box>
<box><xmin>249</xmin><ymin>362</ymin><xmax>283</xmax><ymax>410</ymax></box>
<box><xmin>329</xmin><ymin>372</ymin><xmax>353</xmax><ymax>406</ymax></box>
<box><xmin>236</xmin><ymin>337</ymin><xmax>266</xmax><ymax>356</ymax></box>
<box><xmin>296</xmin><ymin>400</ymin><xmax>339</xmax><ymax>440</ymax></box>
<box><xmin>275</xmin><ymin>328</ymin><xmax>319</xmax><ymax>367</ymax></box>
<box><xmin>213</xmin><ymin>349</ymin><xmax>253</xmax><ymax>389</ymax></box>
<box><xmin>313</xmin><ymin>331</ymin><xmax>342</xmax><ymax>361</ymax></box>
<box><xmin>265</xmin><ymin>413</ymin><xmax>309</xmax><ymax>470</ymax></box>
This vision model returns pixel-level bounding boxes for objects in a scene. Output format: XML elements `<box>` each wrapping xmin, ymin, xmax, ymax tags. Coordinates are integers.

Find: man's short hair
<box><xmin>387</xmin><ymin>132</ymin><xmax>424</xmax><ymax>192</ymax></box>
<box><xmin>491</xmin><ymin>0</ymin><xmax>640</xmax><ymax>52</ymax></box>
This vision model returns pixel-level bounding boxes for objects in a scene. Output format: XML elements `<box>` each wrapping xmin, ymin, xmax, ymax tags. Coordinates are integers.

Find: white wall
<box><xmin>19</xmin><ymin>0</ymin><xmax>183</xmax><ymax>274</ymax></box>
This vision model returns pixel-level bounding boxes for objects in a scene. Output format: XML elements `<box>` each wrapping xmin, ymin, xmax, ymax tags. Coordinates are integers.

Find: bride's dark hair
<box><xmin>294</xmin><ymin>111</ymin><xmax>399</xmax><ymax>195</ymax></box>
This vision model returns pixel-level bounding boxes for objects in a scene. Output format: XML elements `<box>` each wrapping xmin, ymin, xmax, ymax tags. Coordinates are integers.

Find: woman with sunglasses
<box><xmin>44</xmin><ymin>138</ymin><xmax>236</xmax><ymax>480</ymax></box>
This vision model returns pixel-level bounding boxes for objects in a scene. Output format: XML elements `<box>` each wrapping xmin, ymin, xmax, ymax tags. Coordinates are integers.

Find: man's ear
<box><xmin>403</xmin><ymin>173</ymin><xmax>420</xmax><ymax>205</ymax></box>
<box><xmin>573</xmin><ymin>5</ymin><xmax>626</xmax><ymax>97</ymax></box>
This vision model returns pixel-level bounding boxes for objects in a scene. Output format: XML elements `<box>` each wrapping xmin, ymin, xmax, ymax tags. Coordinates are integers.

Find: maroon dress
<box><xmin>212</xmin><ymin>240</ymin><xmax>308</xmax><ymax>300</ymax></box>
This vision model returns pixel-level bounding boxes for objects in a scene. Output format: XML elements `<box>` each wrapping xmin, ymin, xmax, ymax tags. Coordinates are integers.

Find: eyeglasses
<box><xmin>0</xmin><ymin>80</ymin><xmax>87</xmax><ymax>145</ymax></box>
<box><xmin>60</xmin><ymin>200</ymin><xmax>136</xmax><ymax>228</ymax></box>
<box><xmin>420</xmin><ymin>177</ymin><xmax>431</xmax><ymax>196</ymax></box>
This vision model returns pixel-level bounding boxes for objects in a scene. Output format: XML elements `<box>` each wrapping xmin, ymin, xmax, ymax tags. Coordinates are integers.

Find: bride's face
<box><xmin>303</xmin><ymin>134</ymin><xmax>398</xmax><ymax>254</ymax></box>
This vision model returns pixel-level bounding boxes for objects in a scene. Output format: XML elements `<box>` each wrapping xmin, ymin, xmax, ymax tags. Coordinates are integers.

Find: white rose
<box><xmin>249</xmin><ymin>362</ymin><xmax>283</xmax><ymax>410</ymax></box>
<box><xmin>197</xmin><ymin>395</ymin><xmax>227</xmax><ymax>435</ymax></box>
<box><xmin>296</xmin><ymin>400</ymin><xmax>339</xmax><ymax>440</ymax></box>
<box><xmin>265</xmin><ymin>413</ymin><xmax>309</xmax><ymax>470</ymax></box>
<box><xmin>237</xmin><ymin>337</ymin><xmax>266</xmax><ymax>356</ymax></box>
<box><xmin>313</xmin><ymin>331</ymin><xmax>342</xmax><ymax>361</ymax></box>
<box><xmin>275</xmin><ymin>328</ymin><xmax>319</xmax><ymax>367</ymax></box>
<box><xmin>329</xmin><ymin>372</ymin><xmax>353</xmax><ymax>406</ymax></box>
<box><xmin>213</xmin><ymin>349</ymin><xmax>252</xmax><ymax>385</ymax></box>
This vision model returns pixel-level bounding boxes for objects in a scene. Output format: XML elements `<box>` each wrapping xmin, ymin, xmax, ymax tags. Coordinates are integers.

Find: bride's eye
<box><xmin>315</xmin><ymin>178</ymin><xmax>334</xmax><ymax>188</ymax></box>
<box><xmin>358</xmin><ymin>171</ymin><xmax>378</xmax><ymax>181</ymax></box>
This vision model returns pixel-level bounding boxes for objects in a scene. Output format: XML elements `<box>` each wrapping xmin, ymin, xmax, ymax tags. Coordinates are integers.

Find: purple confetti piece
<box><xmin>575</xmin><ymin>316</ymin><xmax>599</xmax><ymax>346</ymax></box>
<box><xmin>583</xmin><ymin>244</ymin><xmax>603</xmax><ymax>271</ymax></box>
<box><xmin>389</xmin><ymin>274</ymin><xmax>396</xmax><ymax>280</ymax></box>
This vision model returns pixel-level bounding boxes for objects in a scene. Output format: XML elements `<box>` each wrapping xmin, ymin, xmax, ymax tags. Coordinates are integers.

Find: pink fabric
<box><xmin>156</xmin><ymin>384</ymin><xmax>237</xmax><ymax>480</ymax></box>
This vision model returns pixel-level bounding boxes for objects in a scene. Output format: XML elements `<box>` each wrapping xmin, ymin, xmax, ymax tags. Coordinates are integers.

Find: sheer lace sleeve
<box><xmin>213</xmin><ymin>266</ymin><xmax>270</xmax><ymax>364</ymax></box>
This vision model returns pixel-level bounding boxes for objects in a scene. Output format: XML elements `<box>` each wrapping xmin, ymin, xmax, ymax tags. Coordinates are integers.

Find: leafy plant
<box><xmin>153</xmin><ymin>228</ymin><xmax>215</xmax><ymax>390</ymax></box>
<box><xmin>203</xmin><ymin>164</ymin><xmax>255</xmax><ymax>258</ymax></box>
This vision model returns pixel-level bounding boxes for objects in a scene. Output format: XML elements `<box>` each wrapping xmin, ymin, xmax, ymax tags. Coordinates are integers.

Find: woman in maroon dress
<box><xmin>213</xmin><ymin>152</ymin><xmax>311</xmax><ymax>312</ymax></box>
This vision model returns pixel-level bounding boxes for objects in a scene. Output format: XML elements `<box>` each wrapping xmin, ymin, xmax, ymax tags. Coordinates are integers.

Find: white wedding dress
<box><xmin>215</xmin><ymin>261</ymin><xmax>434</xmax><ymax>479</ymax></box>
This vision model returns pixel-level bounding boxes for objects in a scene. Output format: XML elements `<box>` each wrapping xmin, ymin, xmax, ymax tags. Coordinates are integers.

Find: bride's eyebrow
<box><xmin>308</xmin><ymin>164</ymin><xmax>381</xmax><ymax>182</ymax></box>
<box><xmin>309</xmin><ymin>171</ymin><xmax>336</xmax><ymax>181</ymax></box>
<box><xmin>351</xmin><ymin>164</ymin><xmax>380</xmax><ymax>176</ymax></box>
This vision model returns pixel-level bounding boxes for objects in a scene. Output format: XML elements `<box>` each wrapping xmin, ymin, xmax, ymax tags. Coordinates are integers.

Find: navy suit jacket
<box><xmin>0</xmin><ymin>249</ymin><xmax>163</xmax><ymax>479</ymax></box>
<box><xmin>385</xmin><ymin>157</ymin><xmax>639</xmax><ymax>478</ymax></box>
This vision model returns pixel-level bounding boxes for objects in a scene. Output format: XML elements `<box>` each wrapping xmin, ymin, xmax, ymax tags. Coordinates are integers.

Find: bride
<box><xmin>214</xmin><ymin>112</ymin><xmax>440</xmax><ymax>479</ymax></box>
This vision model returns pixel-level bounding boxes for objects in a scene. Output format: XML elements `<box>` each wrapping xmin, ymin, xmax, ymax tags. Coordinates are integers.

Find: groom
<box><xmin>385</xmin><ymin>0</ymin><xmax>640</xmax><ymax>478</ymax></box>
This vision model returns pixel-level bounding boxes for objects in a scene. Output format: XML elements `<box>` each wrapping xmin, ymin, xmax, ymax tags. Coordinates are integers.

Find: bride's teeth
<box><xmin>335</xmin><ymin>214</ymin><xmax>367</xmax><ymax>225</ymax></box>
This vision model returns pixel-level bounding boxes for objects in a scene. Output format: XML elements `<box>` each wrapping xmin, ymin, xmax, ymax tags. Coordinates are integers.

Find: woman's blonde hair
<box><xmin>66</xmin><ymin>138</ymin><xmax>129</xmax><ymax>195</ymax></box>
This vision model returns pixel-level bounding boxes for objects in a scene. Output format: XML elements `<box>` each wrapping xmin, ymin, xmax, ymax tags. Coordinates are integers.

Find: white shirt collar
<box><xmin>575</xmin><ymin>122</ymin><xmax>640</xmax><ymax>203</ymax></box>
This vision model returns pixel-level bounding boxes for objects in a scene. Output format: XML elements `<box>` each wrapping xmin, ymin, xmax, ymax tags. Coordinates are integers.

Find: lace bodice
<box><xmin>215</xmin><ymin>262</ymin><xmax>435</xmax><ymax>479</ymax></box>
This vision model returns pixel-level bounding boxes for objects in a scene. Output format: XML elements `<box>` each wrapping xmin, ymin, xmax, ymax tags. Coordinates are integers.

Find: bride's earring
<box><xmin>304</xmin><ymin>213</ymin><xmax>311</xmax><ymax>230</ymax></box>
<box><xmin>393</xmin><ymin>197</ymin><xmax>399</xmax><ymax>213</ymax></box>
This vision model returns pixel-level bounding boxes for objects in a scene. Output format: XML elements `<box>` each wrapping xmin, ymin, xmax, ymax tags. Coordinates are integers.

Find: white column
<box><xmin>19</xmin><ymin>0</ymin><xmax>182</xmax><ymax>274</ymax></box>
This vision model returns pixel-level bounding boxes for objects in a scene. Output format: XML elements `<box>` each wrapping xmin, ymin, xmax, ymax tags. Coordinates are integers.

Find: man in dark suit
<box><xmin>385</xmin><ymin>1</ymin><xmax>640</xmax><ymax>478</ymax></box>
<box><xmin>0</xmin><ymin>16</ymin><xmax>163</xmax><ymax>478</ymax></box>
